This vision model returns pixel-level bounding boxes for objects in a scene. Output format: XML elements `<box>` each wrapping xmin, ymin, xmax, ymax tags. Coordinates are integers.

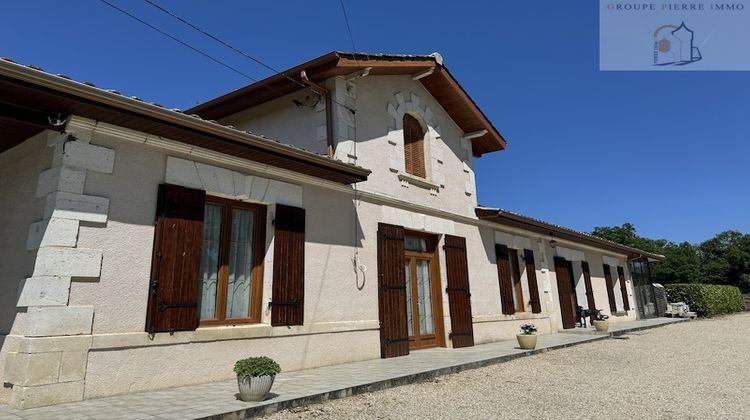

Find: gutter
<box><xmin>0</xmin><ymin>59</ymin><xmax>370</xmax><ymax>180</ymax></box>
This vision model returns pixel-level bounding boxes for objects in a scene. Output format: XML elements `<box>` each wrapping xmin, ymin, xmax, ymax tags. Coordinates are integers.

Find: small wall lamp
<box><xmin>549</xmin><ymin>239</ymin><xmax>558</xmax><ymax>249</ymax></box>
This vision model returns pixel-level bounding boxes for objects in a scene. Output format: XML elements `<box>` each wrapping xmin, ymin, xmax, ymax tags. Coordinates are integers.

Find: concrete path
<box><xmin>0</xmin><ymin>318</ymin><xmax>685</xmax><ymax>420</ymax></box>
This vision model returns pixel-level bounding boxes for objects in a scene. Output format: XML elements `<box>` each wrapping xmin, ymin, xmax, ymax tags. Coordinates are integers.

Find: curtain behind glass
<box><xmin>198</xmin><ymin>204</ymin><xmax>223</xmax><ymax>320</ymax></box>
<box><xmin>416</xmin><ymin>259</ymin><xmax>434</xmax><ymax>334</ymax></box>
<box><xmin>226</xmin><ymin>208</ymin><xmax>255</xmax><ymax>318</ymax></box>
<box><xmin>405</xmin><ymin>262</ymin><xmax>414</xmax><ymax>337</ymax></box>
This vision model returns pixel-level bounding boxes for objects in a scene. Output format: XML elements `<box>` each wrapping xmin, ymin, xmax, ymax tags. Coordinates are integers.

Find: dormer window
<box><xmin>403</xmin><ymin>114</ymin><xmax>426</xmax><ymax>178</ymax></box>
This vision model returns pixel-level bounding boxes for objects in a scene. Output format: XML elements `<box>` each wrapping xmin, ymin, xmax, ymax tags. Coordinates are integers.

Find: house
<box><xmin>0</xmin><ymin>52</ymin><xmax>662</xmax><ymax>408</ymax></box>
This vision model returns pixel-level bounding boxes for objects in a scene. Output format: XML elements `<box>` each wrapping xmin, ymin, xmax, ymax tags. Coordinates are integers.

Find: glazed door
<box><xmin>404</xmin><ymin>233</ymin><xmax>444</xmax><ymax>350</ymax></box>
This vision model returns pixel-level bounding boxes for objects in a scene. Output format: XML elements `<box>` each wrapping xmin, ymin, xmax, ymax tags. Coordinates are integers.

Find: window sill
<box><xmin>397</xmin><ymin>172</ymin><xmax>440</xmax><ymax>192</ymax></box>
<box><xmin>90</xmin><ymin>320</ymin><xmax>379</xmax><ymax>350</ymax></box>
<box><xmin>473</xmin><ymin>313</ymin><xmax>550</xmax><ymax>323</ymax></box>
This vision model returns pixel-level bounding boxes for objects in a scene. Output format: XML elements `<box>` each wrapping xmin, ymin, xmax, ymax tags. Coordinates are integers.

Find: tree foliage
<box><xmin>591</xmin><ymin>224</ymin><xmax>750</xmax><ymax>293</ymax></box>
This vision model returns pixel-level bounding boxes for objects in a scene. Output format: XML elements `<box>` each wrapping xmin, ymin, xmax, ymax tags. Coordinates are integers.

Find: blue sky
<box><xmin>3</xmin><ymin>1</ymin><xmax>748</xmax><ymax>243</ymax></box>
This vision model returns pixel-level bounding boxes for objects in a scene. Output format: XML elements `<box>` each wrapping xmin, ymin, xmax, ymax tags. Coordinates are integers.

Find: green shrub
<box><xmin>665</xmin><ymin>284</ymin><xmax>743</xmax><ymax>317</ymax></box>
<box><xmin>233</xmin><ymin>356</ymin><xmax>281</xmax><ymax>377</ymax></box>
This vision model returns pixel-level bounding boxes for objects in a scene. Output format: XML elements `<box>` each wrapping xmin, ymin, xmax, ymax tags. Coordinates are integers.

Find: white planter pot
<box><xmin>237</xmin><ymin>374</ymin><xmax>276</xmax><ymax>402</ymax></box>
<box><xmin>516</xmin><ymin>333</ymin><xmax>537</xmax><ymax>350</ymax></box>
<box><xmin>593</xmin><ymin>320</ymin><xmax>609</xmax><ymax>332</ymax></box>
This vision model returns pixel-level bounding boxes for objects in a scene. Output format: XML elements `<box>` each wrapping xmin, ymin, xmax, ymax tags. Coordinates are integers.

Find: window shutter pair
<box><xmin>603</xmin><ymin>264</ymin><xmax>618</xmax><ymax>313</ymax></box>
<box><xmin>495</xmin><ymin>245</ymin><xmax>542</xmax><ymax>314</ymax></box>
<box><xmin>146</xmin><ymin>184</ymin><xmax>305</xmax><ymax>333</ymax></box>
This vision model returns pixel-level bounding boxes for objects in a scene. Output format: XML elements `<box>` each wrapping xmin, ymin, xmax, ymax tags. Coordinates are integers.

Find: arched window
<box><xmin>403</xmin><ymin>114</ymin><xmax>426</xmax><ymax>178</ymax></box>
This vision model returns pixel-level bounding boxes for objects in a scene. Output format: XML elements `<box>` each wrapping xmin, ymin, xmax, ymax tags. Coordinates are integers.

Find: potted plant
<box><xmin>234</xmin><ymin>356</ymin><xmax>281</xmax><ymax>402</ymax></box>
<box><xmin>516</xmin><ymin>323</ymin><xmax>538</xmax><ymax>349</ymax></box>
<box><xmin>592</xmin><ymin>313</ymin><xmax>610</xmax><ymax>332</ymax></box>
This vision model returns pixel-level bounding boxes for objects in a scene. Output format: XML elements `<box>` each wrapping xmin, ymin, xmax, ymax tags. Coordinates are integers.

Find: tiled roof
<box><xmin>476</xmin><ymin>205</ymin><xmax>665</xmax><ymax>260</ymax></box>
<box><xmin>0</xmin><ymin>56</ymin><xmax>363</xmax><ymax>166</ymax></box>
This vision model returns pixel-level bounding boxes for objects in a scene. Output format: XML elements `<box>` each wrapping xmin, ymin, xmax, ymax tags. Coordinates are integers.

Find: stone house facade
<box><xmin>0</xmin><ymin>52</ymin><xmax>661</xmax><ymax>408</ymax></box>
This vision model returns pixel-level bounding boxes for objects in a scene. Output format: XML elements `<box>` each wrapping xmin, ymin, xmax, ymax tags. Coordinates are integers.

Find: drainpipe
<box><xmin>299</xmin><ymin>70</ymin><xmax>334</xmax><ymax>158</ymax></box>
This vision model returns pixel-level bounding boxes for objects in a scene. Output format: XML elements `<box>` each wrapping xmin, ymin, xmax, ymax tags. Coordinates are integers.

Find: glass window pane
<box><xmin>226</xmin><ymin>208</ymin><xmax>255</xmax><ymax>319</ymax></box>
<box><xmin>416</xmin><ymin>259</ymin><xmax>434</xmax><ymax>334</ymax></box>
<box><xmin>405</xmin><ymin>262</ymin><xmax>414</xmax><ymax>337</ymax></box>
<box><xmin>404</xmin><ymin>236</ymin><xmax>427</xmax><ymax>252</ymax></box>
<box><xmin>198</xmin><ymin>204</ymin><xmax>223</xmax><ymax>320</ymax></box>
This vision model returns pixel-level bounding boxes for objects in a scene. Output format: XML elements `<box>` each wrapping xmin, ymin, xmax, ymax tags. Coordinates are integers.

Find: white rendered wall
<box><xmin>219</xmin><ymin>90</ymin><xmax>327</xmax><ymax>155</ymax></box>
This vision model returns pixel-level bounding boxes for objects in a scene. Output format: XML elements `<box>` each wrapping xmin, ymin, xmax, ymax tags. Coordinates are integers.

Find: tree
<box><xmin>591</xmin><ymin>223</ymin><xmax>666</xmax><ymax>254</ymax></box>
<box><xmin>591</xmin><ymin>224</ymin><xmax>750</xmax><ymax>293</ymax></box>
<box><xmin>651</xmin><ymin>242</ymin><xmax>701</xmax><ymax>284</ymax></box>
<box><xmin>697</xmin><ymin>231</ymin><xmax>750</xmax><ymax>293</ymax></box>
<box><xmin>591</xmin><ymin>223</ymin><xmax>697</xmax><ymax>284</ymax></box>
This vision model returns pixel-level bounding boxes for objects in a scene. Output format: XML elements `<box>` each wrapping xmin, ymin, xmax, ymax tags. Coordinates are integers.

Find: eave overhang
<box><xmin>0</xmin><ymin>59</ymin><xmax>370</xmax><ymax>185</ymax></box>
<box><xmin>476</xmin><ymin>207</ymin><xmax>665</xmax><ymax>261</ymax></box>
<box><xmin>186</xmin><ymin>51</ymin><xmax>507</xmax><ymax>156</ymax></box>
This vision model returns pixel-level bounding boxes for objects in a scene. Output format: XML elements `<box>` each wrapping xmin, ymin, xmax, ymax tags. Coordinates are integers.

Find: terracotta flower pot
<box><xmin>516</xmin><ymin>333</ymin><xmax>537</xmax><ymax>350</ymax></box>
<box><xmin>593</xmin><ymin>320</ymin><xmax>609</xmax><ymax>332</ymax></box>
<box><xmin>237</xmin><ymin>374</ymin><xmax>276</xmax><ymax>402</ymax></box>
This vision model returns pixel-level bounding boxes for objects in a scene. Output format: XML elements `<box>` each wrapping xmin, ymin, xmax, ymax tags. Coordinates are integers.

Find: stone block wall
<box><xmin>3</xmin><ymin>129</ymin><xmax>114</xmax><ymax>408</ymax></box>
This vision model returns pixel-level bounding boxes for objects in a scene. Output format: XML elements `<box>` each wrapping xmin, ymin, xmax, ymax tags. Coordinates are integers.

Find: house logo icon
<box><xmin>653</xmin><ymin>22</ymin><xmax>702</xmax><ymax>66</ymax></box>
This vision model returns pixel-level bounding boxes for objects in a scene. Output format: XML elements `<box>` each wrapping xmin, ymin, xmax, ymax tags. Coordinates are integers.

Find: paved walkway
<box><xmin>0</xmin><ymin>318</ymin><xmax>685</xmax><ymax>420</ymax></box>
<box><xmin>564</xmin><ymin>316</ymin><xmax>688</xmax><ymax>336</ymax></box>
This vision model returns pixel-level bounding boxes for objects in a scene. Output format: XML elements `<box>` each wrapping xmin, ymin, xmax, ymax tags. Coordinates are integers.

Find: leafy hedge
<box><xmin>665</xmin><ymin>284</ymin><xmax>743</xmax><ymax>317</ymax></box>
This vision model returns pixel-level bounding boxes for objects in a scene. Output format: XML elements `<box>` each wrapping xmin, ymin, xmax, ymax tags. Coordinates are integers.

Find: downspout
<box><xmin>299</xmin><ymin>70</ymin><xmax>334</xmax><ymax>158</ymax></box>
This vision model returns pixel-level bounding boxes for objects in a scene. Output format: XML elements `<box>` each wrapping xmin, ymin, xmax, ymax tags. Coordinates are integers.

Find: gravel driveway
<box><xmin>266</xmin><ymin>313</ymin><xmax>750</xmax><ymax>419</ymax></box>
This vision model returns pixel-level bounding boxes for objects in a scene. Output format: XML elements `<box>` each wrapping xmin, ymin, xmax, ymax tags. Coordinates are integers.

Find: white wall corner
<box><xmin>26</xmin><ymin>218</ymin><xmax>79</xmax><ymax>250</ymax></box>
<box><xmin>36</xmin><ymin>165</ymin><xmax>86</xmax><ymax>198</ymax></box>
<box><xmin>44</xmin><ymin>192</ymin><xmax>109</xmax><ymax>224</ymax></box>
<box><xmin>17</xmin><ymin>276</ymin><xmax>72</xmax><ymax>307</ymax></box>
<box><xmin>45</xmin><ymin>131</ymin><xmax>67</xmax><ymax>147</ymax></box>
<box><xmin>33</xmin><ymin>247</ymin><xmax>103</xmax><ymax>278</ymax></box>
<box><xmin>24</xmin><ymin>306</ymin><xmax>95</xmax><ymax>337</ymax></box>
<box><xmin>61</xmin><ymin>141</ymin><xmax>115</xmax><ymax>174</ymax></box>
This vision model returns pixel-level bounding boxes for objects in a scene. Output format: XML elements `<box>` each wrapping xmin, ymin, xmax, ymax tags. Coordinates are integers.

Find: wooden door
<box><xmin>403</xmin><ymin>231</ymin><xmax>444</xmax><ymax>350</ymax></box>
<box><xmin>444</xmin><ymin>235</ymin><xmax>474</xmax><ymax>348</ymax></box>
<box><xmin>554</xmin><ymin>257</ymin><xmax>577</xmax><ymax>329</ymax></box>
<box><xmin>377</xmin><ymin>223</ymin><xmax>410</xmax><ymax>358</ymax></box>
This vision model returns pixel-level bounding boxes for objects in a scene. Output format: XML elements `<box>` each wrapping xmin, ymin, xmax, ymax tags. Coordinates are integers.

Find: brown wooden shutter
<box><xmin>617</xmin><ymin>266</ymin><xmax>630</xmax><ymax>311</ymax></box>
<box><xmin>581</xmin><ymin>261</ymin><xmax>597</xmax><ymax>323</ymax></box>
<box><xmin>146</xmin><ymin>184</ymin><xmax>205</xmax><ymax>334</ymax></box>
<box><xmin>495</xmin><ymin>244</ymin><xmax>515</xmax><ymax>315</ymax></box>
<box><xmin>524</xmin><ymin>249</ymin><xmax>542</xmax><ymax>313</ymax></box>
<box><xmin>271</xmin><ymin>204</ymin><xmax>305</xmax><ymax>326</ymax></box>
<box><xmin>377</xmin><ymin>223</ymin><xmax>409</xmax><ymax>358</ymax></box>
<box><xmin>554</xmin><ymin>257</ymin><xmax>577</xmax><ymax>329</ymax></box>
<box><xmin>403</xmin><ymin>114</ymin><xmax>426</xmax><ymax>178</ymax></box>
<box><xmin>603</xmin><ymin>264</ymin><xmax>618</xmax><ymax>312</ymax></box>
<box><xmin>444</xmin><ymin>235</ymin><xmax>474</xmax><ymax>348</ymax></box>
